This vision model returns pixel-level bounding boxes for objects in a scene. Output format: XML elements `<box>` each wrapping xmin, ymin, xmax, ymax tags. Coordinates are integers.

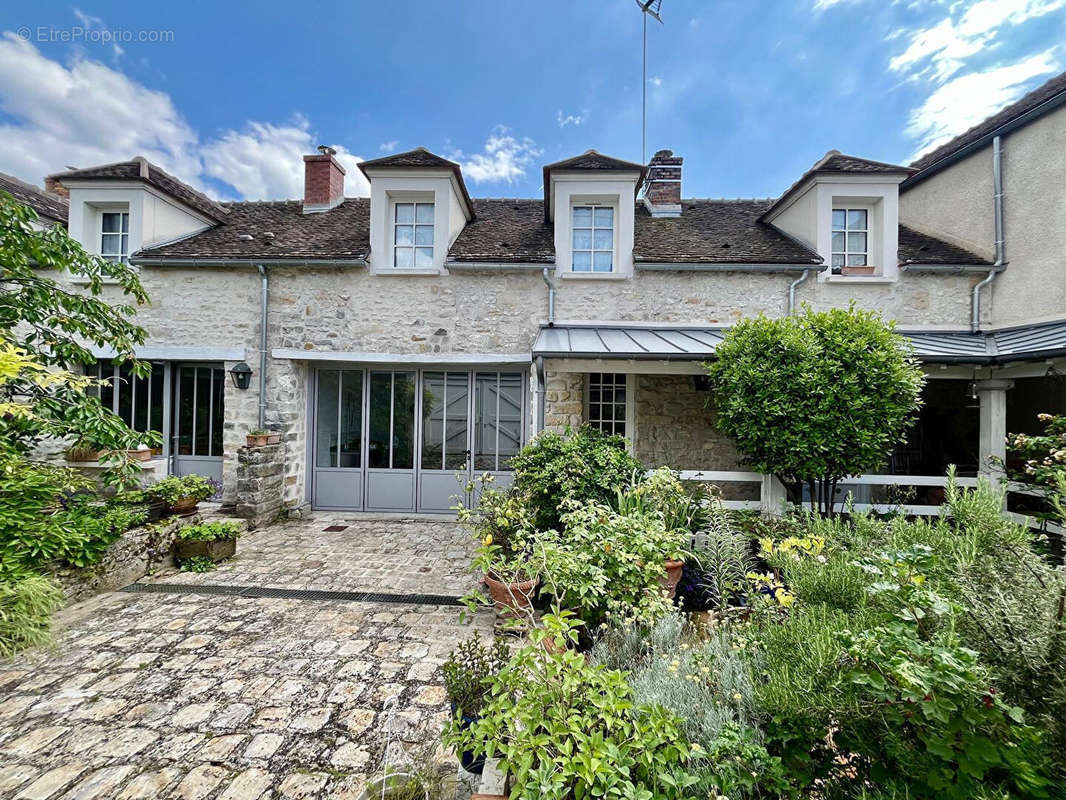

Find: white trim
<box><xmin>272</xmin><ymin>348</ymin><xmax>530</xmax><ymax>366</ymax></box>
<box><xmin>89</xmin><ymin>345</ymin><xmax>245</xmax><ymax>361</ymax></box>
<box><xmin>677</xmin><ymin>469</ymin><xmax>763</xmax><ymax>482</ymax></box>
<box><xmin>838</xmin><ymin>473</ymin><xmax>979</xmax><ymax>487</ymax></box>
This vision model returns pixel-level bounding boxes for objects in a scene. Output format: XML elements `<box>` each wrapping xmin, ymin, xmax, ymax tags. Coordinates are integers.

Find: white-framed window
<box><xmin>572</xmin><ymin>204</ymin><xmax>614</xmax><ymax>272</ymax></box>
<box><xmin>100</xmin><ymin>211</ymin><xmax>130</xmax><ymax>263</ymax></box>
<box><xmin>586</xmin><ymin>372</ymin><xmax>627</xmax><ymax>437</ymax></box>
<box><xmin>393</xmin><ymin>201</ymin><xmax>434</xmax><ymax>268</ymax></box>
<box><xmin>831</xmin><ymin>208</ymin><xmax>868</xmax><ymax>273</ymax></box>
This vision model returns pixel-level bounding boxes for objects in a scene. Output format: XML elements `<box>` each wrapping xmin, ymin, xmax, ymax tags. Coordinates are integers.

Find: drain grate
<box><xmin>322</xmin><ymin>525</ymin><xmax>349</xmax><ymax>532</ymax></box>
<box><xmin>120</xmin><ymin>582</ymin><xmax>463</xmax><ymax>606</ymax></box>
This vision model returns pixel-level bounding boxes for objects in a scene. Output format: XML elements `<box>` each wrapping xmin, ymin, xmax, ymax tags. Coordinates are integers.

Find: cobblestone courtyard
<box><xmin>0</xmin><ymin>517</ymin><xmax>490</xmax><ymax>799</ymax></box>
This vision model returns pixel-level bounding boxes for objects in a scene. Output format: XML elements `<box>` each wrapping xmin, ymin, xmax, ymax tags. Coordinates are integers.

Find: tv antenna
<box><xmin>636</xmin><ymin>0</ymin><xmax>663</xmax><ymax>165</ymax></box>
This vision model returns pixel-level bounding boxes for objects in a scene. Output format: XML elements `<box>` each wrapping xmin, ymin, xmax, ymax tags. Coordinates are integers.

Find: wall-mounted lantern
<box><xmin>229</xmin><ymin>361</ymin><xmax>253</xmax><ymax>390</ymax></box>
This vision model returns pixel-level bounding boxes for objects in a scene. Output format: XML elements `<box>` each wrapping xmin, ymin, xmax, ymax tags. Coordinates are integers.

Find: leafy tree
<box><xmin>706</xmin><ymin>305</ymin><xmax>924</xmax><ymax>516</ymax></box>
<box><xmin>0</xmin><ymin>192</ymin><xmax>158</xmax><ymax>483</ymax></box>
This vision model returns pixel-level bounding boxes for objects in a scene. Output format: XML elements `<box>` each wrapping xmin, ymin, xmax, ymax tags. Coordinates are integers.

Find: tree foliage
<box><xmin>706</xmin><ymin>305</ymin><xmax>925</xmax><ymax>515</ymax></box>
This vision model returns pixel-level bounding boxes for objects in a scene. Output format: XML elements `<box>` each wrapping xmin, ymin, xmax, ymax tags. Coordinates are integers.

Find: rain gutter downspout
<box><xmin>972</xmin><ymin>135</ymin><xmax>1006</xmax><ymax>332</ymax></box>
<box><xmin>787</xmin><ymin>269</ymin><xmax>811</xmax><ymax>315</ymax></box>
<box><xmin>257</xmin><ymin>264</ymin><xmax>268</xmax><ymax>428</ymax></box>
<box><xmin>542</xmin><ymin>267</ymin><xmax>556</xmax><ymax>326</ymax></box>
<box><xmin>534</xmin><ymin>356</ymin><xmax>546</xmax><ymax>434</ymax></box>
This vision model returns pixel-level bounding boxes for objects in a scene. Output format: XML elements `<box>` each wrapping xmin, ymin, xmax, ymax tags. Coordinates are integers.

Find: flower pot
<box><xmin>174</xmin><ymin>537</ymin><xmax>236</xmax><ymax>563</ymax></box>
<box><xmin>123</xmin><ymin>449</ymin><xmax>153</xmax><ymax>462</ymax></box>
<box><xmin>266</xmin><ymin>433</ymin><xmax>281</xmax><ymax>444</ymax></box>
<box><xmin>168</xmin><ymin>496</ymin><xmax>200</xmax><ymax>515</ymax></box>
<box><xmin>65</xmin><ymin>449</ymin><xmax>101</xmax><ymax>462</ymax></box>
<box><xmin>841</xmin><ymin>265</ymin><xmax>876</xmax><ymax>276</ymax></box>
<box><xmin>660</xmin><ymin>559</ymin><xmax>684</xmax><ymax>600</ymax></box>
<box><xmin>246</xmin><ymin>433</ymin><xmax>269</xmax><ymax>447</ymax></box>
<box><xmin>483</xmin><ymin>573</ymin><xmax>538</xmax><ymax>617</ymax></box>
<box><xmin>450</xmin><ymin>702</ymin><xmax>486</xmax><ymax>774</ymax></box>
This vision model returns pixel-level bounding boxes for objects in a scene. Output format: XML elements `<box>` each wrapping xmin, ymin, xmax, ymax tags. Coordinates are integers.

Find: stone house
<box><xmin>15</xmin><ymin>71</ymin><xmax>1066</xmax><ymax>517</ymax></box>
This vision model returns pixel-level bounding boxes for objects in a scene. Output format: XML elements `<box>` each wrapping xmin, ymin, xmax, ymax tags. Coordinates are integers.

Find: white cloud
<box><xmin>451</xmin><ymin>126</ymin><xmax>541</xmax><ymax>184</ymax></box>
<box><xmin>813</xmin><ymin>0</ymin><xmax>861</xmax><ymax>11</ymax></box>
<box><xmin>906</xmin><ymin>49</ymin><xmax>1060</xmax><ymax>157</ymax></box>
<box><xmin>379</xmin><ymin>140</ymin><xmax>398</xmax><ymax>153</ymax></box>
<box><xmin>649</xmin><ymin>76</ymin><xmax>663</xmax><ymax>88</ymax></box>
<box><xmin>556</xmin><ymin>110</ymin><xmax>586</xmax><ymax>127</ymax></box>
<box><xmin>0</xmin><ymin>33</ymin><xmax>370</xmax><ymax>200</ymax></box>
<box><xmin>890</xmin><ymin>0</ymin><xmax>1065</xmax><ymax>82</ymax></box>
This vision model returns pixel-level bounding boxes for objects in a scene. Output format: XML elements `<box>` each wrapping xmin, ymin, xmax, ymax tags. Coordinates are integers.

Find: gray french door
<box><xmin>311</xmin><ymin>367</ymin><xmax>526</xmax><ymax>513</ymax></box>
<box><xmin>172</xmin><ymin>363</ymin><xmax>225</xmax><ymax>484</ymax></box>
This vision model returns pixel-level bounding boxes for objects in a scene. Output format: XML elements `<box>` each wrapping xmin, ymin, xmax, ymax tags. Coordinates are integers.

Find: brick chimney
<box><xmin>44</xmin><ymin>176</ymin><xmax>69</xmax><ymax>198</ymax></box>
<box><xmin>643</xmin><ymin>149</ymin><xmax>682</xmax><ymax>218</ymax></box>
<box><xmin>303</xmin><ymin>145</ymin><xmax>346</xmax><ymax>213</ymax></box>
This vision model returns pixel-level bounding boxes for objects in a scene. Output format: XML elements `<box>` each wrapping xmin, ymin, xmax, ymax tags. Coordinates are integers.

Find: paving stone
<box><xmin>279</xmin><ymin>773</ymin><xmax>329</xmax><ymax>799</ymax></box>
<box><xmin>172</xmin><ymin>702</ymin><xmax>219</xmax><ymax>728</ymax></box>
<box><xmin>172</xmin><ymin>764</ymin><xmax>227</xmax><ymax>800</ymax></box>
<box><xmin>413</xmin><ymin>685</ymin><xmax>446</xmax><ymax>706</ymax></box>
<box><xmin>210</xmin><ymin>702</ymin><xmax>253</xmax><ymax>729</ymax></box>
<box><xmin>290</xmin><ymin>706</ymin><xmax>332</xmax><ymax>733</ymax></box>
<box><xmin>15</xmin><ymin>765</ymin><xmax>85</xmax><ymax>800</ymax></box>
<box><xmin>340</xmin><ymin>709</ymin><xmax>376</xmax><ymax>735</ymax></box>
<box><xmin>218</xmin><ymin>768</ymin><xmax>273</xmax><ymax>800</ymax></box>
<box><xmin>243</xmin><ymin>732</ymin><xmax>284</xmax><ymax>760</ymax></box>
<box><xmin>114</xmin><ymin>768</ymin><xmax>183</xmax><ymax>799</ymax></box>
<box><xmin>60</xmin><ymin>766</ymin><xmax>135</xmax><ymax>800</ymax></box>
<box><xmin>0</xmin><ymin>765</ymin><xmax>38</xmax><ymax>795</ymax></box>
<box><xmin>2</xmin><ymin>726</ymin><xmax>69</xmax><ymax>757</ymax></box>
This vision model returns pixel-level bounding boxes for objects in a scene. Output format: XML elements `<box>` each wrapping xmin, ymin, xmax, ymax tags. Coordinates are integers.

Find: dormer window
<box><xmin>831</xmin><ymin>208</ymin><xmax>868</xmax><ymax>274</ymax></box>
<box><xmin>101</xmin><ymin>211</ymin><xmax>129</xmax><ymax>263</ymax></box>
<box><xmin>572</xmin><ymin>204</ymin><xmax>614</xmax><ymax>272</ymax></box>
<box><xmin>393</xmin><ymin>201</ymin><xmax>434</xmax><ymax>268</ymax></box>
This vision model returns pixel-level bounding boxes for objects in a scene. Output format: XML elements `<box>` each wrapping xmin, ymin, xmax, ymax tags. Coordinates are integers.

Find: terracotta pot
<box><xmin>660</xmin><ymin>559</ymin><xmax>684</xmax><ymax>600</ymax></box>
<box><xmin>65</xmin><ymin>449</ymin><xmax>101</xmax><ymax>462</ymax></box>
<box><xmin>168</xmin><ymin>496</ymin><xmax>199</xmax><ymax>515</ymax></box>
<box><xmin>483</xmin><ymin>573</ymin><xmax>537</xmax><ymax>617</ymax></box>
<box><xmin>266</xmin><ymin>433</ymin><xmax>281</xmax><ymax>444</ymax></box>
<box><xmin>174</xmin><ymin>537</ymin><xmax>236</xmax><ymax>562</ymax></box>
<box><xmin>246</xmin><ymin>434</ymin><xmax>269</xmax><ymax>447</ymax></box>
<box><xmin>841</xmin><ymin>265</ymin><xmax>876</xmax><ymax>276</ymax></box>
<box><xmin>124</xmin><ymin>449</ymin><xmax>153</xmax><ymax>462</ymax></box>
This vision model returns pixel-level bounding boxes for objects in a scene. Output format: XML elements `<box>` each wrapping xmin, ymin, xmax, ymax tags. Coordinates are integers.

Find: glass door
<box><xmin>172</xmin><ymin>363</ymin><xmax>225</xmax><ymax>484</ymax></box>
<box><xmin>471</xmin><ymin>372</ymin><xmax>525</xmax><ymax>501</ymax></box>
<box><xmin>418</xmin><ymin>371</ymin><xmax>472</xmax><ymax>512</ymax></box>
<box><xmin>312</xmin><ymin>368</ymin><xmax>364</xmax><ymax>510</ymax></box>
<box><xmin>365</xmin><ymin>370</ymin><xmax>417</xmax><ymax>511</ymax></box>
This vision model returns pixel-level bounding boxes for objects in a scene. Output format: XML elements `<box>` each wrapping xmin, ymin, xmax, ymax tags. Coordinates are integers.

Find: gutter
<box><xmin>445</xmin><ymin>261</ymin><xmax>556</xmax><ymax>272</ymax></box>
<box><xmin>901</xmin><ymin>263</ymin><xmax>1003</xmax><ymax>274</ymax></box>
<box><xmin>787</xmin><ymin>269</ymin><xmax>811</xmax><ymax>315</ymax></box>
<box><xmin>636</xmin><ymin>262</ymin><xmax>820</xmax><ymax>273</ymax></box>
<box><xmin>131</xmin><ymin>257</ymin><xmax>367</xmax><ymax>268</ymax></box>
<box><xmin>257</xmin><ymin>265</ymin><xmax>268</xmax><ymax>429</ymax></box>
<box><xmin>971</xmin><ymin>135</ymin><xmax>1006</xmax><ymax>333</ymax></box>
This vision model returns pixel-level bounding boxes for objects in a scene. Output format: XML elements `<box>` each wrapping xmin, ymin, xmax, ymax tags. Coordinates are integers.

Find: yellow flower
<box><xmin>733</xmin><ymin>693</ymin><xmax>743</xmax><ymax>701</ymax></box>
<box><xmin>912</xmin><ymin>574</ymin><xmax>925</xmax><ymax>585</ymax></box>
<box><xmin>483</xmin><ymin>535</ymin><xmax>493</xmax><ymax>546</ymax></box>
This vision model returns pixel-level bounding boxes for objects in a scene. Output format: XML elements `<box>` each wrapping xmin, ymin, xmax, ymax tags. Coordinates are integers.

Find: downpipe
<box><xmin>542</xmin><ymin>267</ymin><xmax>556</xmax><ymax>326</ymax></box>
<box><xmin>787</xmin><ymin>269</ymin><xmax>811</xmax><ymax>315</ymax></box>
<box><xmin>257</xmin><ymin>264</ymin><xmax>268</xmax><ymax>428</ymax></box>
<box><xmin>972</xmin><ymin>135</ymin><xmax>1006</xmax><ymax>332</ymax></box>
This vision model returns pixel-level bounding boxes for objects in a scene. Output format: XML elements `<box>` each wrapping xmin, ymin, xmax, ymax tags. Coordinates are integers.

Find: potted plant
<box><xmin>65</xmin><ymin>441</ymin><xmax>102</xmax><ymax>462</ymax></box>
<box><xmin>146</xmin><ymin>474</ymin><xmax>214</xmax><ymax>514</ymax></box>
<box><xmin>442</xmin><ymin>634</ymin><xmax>510</xmax><ymax>774</ymax></box>
<box><xmin>246</xmin><ymin>428</ymin><xmax>282</xmax><ymax>447</ymax></box>
<box><xmin>460</xmin><ymin>487</ymin><xmax>539</xmax><ymax>618</ymax></box>
<box><xmin>173</xmin><ymin>520</ymin><xmax>243</xmax><ymax>563</ymax></box>
<box><xmin>118</xmin><ymin>445</ymin><xmax>153</xmax><ymax>462</ymax></box>
<box><xmin>111</xmin><ymin>489</ymin><xmax>166</xmax><ymax>523</ymax></box>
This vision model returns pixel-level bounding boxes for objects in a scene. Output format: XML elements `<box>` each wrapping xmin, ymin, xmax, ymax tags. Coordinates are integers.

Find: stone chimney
<box><xmin>44</xmin><ymin>176</ymin><xmax>69</xmax><ymax>198</ymax></box>
<box><xmin>643</xmin><ymin>149</ymin><xmax>682</xmax><ymax>218</ymax></box>
<box><xmin>303</xmin><ymin>145</ymin><xmax>346</xmax><ymax>213</ymax></box>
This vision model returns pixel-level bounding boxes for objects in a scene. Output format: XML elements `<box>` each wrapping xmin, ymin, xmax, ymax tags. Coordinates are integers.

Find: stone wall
<box><xmin>633</xmin><ymin>374</ymin><xmax>744</xmax><ymax>471</ymax></box>
<box><xmin>544</xmin><ymin>370</ymin><xmax>585</xmax><ymax>432</ymax></box>
<box><xmin>235</xmin><ymin>443</ymin><xmax>286</xmax><ymax>529</ymax></box>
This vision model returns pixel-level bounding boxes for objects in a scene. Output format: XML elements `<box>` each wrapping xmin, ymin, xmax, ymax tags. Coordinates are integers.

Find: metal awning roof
<box><xmin>533</xmin><ymin>320</ymin><xmax>1066</xmax><ymax>365</ymax></box>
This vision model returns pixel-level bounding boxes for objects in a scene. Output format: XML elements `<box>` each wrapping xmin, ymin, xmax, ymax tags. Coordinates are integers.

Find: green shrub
<box><xmin>441</xmin><ymin>633</ymin><xmax>510</xmax><ymax>717</ymax></box>
<box><xmin>179</xmin><ymin>556</ymin><xmax>216</xmax><ymax>573</ymax></box>
<box><xmin>146</xmin><ymin>474</ymin><xmax>214</xmax><ymax>506</ymax></box>
<box><xmin>177</xmin><ymin>521</ymin><xmax>242</xmax><ymax>542</ymax></box>
<box><xmin>458</xmin><ymin>485</ymin><xmax>537</xmax><ymax>584</ymax></box>
<box><xmin>510</xmin><ymin>426</ymin><xmax>644</xmax><ymax>531</ymax></box>
<box><xmin>0</xmin><ymin>573</ymin><xmax>64</xmax><ymax>657</ymax></box>
<box><xmin>782</xmin><ymin>552</ymin><xmax>867</xmax><ymax>612</ymax></box>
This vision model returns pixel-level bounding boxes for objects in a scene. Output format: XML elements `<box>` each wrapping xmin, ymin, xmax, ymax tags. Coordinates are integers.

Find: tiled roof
<box><xmin>910</xmin><ymin>70</ymin><xmax>1066</xmax><ymax>173</ymax></box>
<box><xmin>897</xmin><ymin>225</ymin><xmax>991</xmax><ymax>266</ymax></box>
<box><xmin>356</xmin><ymin>147</ymin><xmax>474</xmax><ymax>217</ymax></box>
<box><xmin>448</xmin><ymin>199</ymin><xmax>555</xmax><ymax>263</ymax></box>
<box><xmin>634</xmin><ymin>200</ymin><xmax>822</xmax><ymax>264</ymax></box>
<box><xmin>46</xmin><ymin>157</ymin><xmax>229</xmax><ymax>222</ymax></box>
<box><xmin>543</xmin><ymin>150</ymin><xmax>646</xmax><ymax>172</ymax></box>
<box><xmin>763</xmin><ymin>150</ymin><xmax>912</xmax><ymax>220</ymax></box>
<box><xmin>134</xmin><ymin>199</ymin><xmax>369</xmax><ymax>262</ymax></box>
<box><xmin>0</xmin><ymin>172</ymin><xmax>68</xmax><ymax>224</ymax></box>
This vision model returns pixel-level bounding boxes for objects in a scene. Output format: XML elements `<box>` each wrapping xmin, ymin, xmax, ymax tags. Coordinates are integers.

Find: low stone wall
<box><xmin>49</xmin><ymin>513</ymin><xmax>203</xmax><ymax>607</ymax></box>
<box><xmin>235</xmin><ymin>443</ymin><xmax>286</xmax><ymax>530</ymax></box>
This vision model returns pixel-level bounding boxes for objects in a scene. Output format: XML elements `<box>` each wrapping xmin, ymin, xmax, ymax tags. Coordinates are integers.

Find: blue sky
<box><xmin>0</xmin><ymin>0</ymin><xmax>1063</xmax><ymax>201</ymax></box>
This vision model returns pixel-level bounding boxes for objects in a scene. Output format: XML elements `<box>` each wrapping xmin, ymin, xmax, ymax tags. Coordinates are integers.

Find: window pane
<box><xmin>415</xmin><ymin>203</ymin><xmax>434</xmax><ymax>223</ymax></box>
<box><xmin>394</xmin><ymin>247</ymin><xmax>413</xmax><ymax>268</ymax></box>
<box><xmin>572</xmin><ymin>251</ymin><xmax>592</xmax><ymax>271</ymax></box>
<box><xmin>572</xmin><ymin>206</ymin><xmax>592</xmax><ymax>226</ymax></box>
<box><xmin>587</xmin><ymin>373</ymin><xmax>627</xmax><ymax>438</ymax></box>
<box><xmin>177</xmin><ymin>368</ymin><xmax>194</xmax><ymax>455</ymax></box>
<box><xmin>102</xmin><ymin>213</ymin><xmax>122</xmax><ymax>233</ymax></box>
<box><xmin>316</xmin><ymin>370</ymin><xmax>339</xmax><ymax>468</ymax></box>
<box><xmin>847</xmin><ymin>254</ymin><xmax>868</xmax><ymax>266</ymax></box>
<box><xmin>832</xmin><ymin>209</ymin><xmax>846</xmax><ymax>228</ymax></box>
<box><xmin>572</xmin><ymin>228</ymin><xmax>592</xmax><ymax>249</ymax></box>
<box><xmin>395</xmin><ymin>225</ymin><xmax>413</xmax><ymax>245</ymax></box>
<box><xmin>593</xmin><ymin>251</ymin><xmax>613</xmax><ymax>272</ymax></box>
<box><xmin>496</xmin><ymin>373</ymin><xmax>522</xmax><ymax>470</ymax></box>
<box><xmin>473</xmin><ymin>373</ymin><xmax>498</xmax><ymax>471</ymax></box>
<box><xmin>395</xmin><ymin>203</ymin><xmax>414</xmax><ymax>223</ymax></box>
<box><xmin>444</xmin><ymin>372</ymin><xmax>470</xmax><ymax>470</ymax></box>
<box><xmin>368</xmin><ymin>372</ymin><xmax>392</xmax><ymax>468</ymax></box>
<box><xmin>101</xmin><ymin>235</ymin><xmax>119</xmax><ymax>254</ymax></box>
<box><xmin>847</xmin><ymin>209</ymin><xmax>867</xmax><ymax>229</ymax></box>
<box><xmin>415</xmin><ymin>225</ymin><xmax>434</xmax><ymax>245</ymax></box>
<box><xmin>831</xmin><ymin>231</ymin><xmax>845</xmax><ymax>251</ymax></box>
<box><xmin>211</xmin><ymin>368</ymin><xmax>224</xmax><ymax>457</ymax></box>
<box><xmin>593</xmin><ymin>228</ymin><xmax>612</xmax><ymax>250</ymax></box>
<box><xmin>415</xmin><ymin>247</ymin><xmax>434</xmax><ymax>267</ymax></box>
<box><xmin>831</xmin><ymin>253</ymin><xmax>845</xmax><ymax>267</ymax></box>
<box><xmin>847</xmin><ymin>232</ymin><xmax>867</xmax><ymax>253</ymax></box>
<box><xmin>149</xmin><ymin>365</ymin><xmax>164</xmax><ymax>452</ymax></box>
<box><xmin>392</xmin><ymin>372</ymin><xmax>416</xmax><ymax>469</ymax></box>
<box><xmin>133</xmin><ymin>374</ymin><xmax>149</xmax><ymax>432</ymax></box>
<box><xmin>194</xmin><ymin>368</ymin><xmax>211</xmax><ymax>456</ymax></box>
<box><xmin>593</xmin><ymin>207</ymin><xmax>613</xmax><ymax>227</ymax></box>
<box><xmin>117</xmin><ymin>363</ymin><xmax>133</xmax><ymax>426</ymax></box>
<box><xmin>421</xmin><ymin>372</ymin><xmax>446</xmax><ymax>470</ymax></box>
<box><xmin>121</xmin><ymin>213</ymin><xmax>129</xmax><ymax>233</ymax></box>
<box><xmin>339</xmin><ymin>371</ymin><xmax>362</xmax><ymax>468</ymax></box>
<box><xmin>120</xmin><ymin>234</ymin><xmax>128</xmax><ymax>254</ymax></box>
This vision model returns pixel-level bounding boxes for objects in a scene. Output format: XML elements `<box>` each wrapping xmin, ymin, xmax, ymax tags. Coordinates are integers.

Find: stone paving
<box><xmin>0</xmin><ymin>516</ymin><xmax>491</xmax><ymax>799</ymax></box>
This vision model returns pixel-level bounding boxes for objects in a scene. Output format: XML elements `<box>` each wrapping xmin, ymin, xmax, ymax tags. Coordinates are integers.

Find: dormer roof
<box><xmin>356</xmin><ymin>146</ymin><xmax>474</xmax><ymax>218</ymax></box>
<box><xmin>761</xmin><ymin>149</ymin><xmax>913</xmax><ymax>221</ymax></box>
<box><xmin>542</xmin><ymin>149</ymin><xmax>647</xmax><ymax>221</ymax></box>
<box><xmin>46</xmin><ymin>156</ymin><xmax>229</xmax><ymax>223</ymax></box>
